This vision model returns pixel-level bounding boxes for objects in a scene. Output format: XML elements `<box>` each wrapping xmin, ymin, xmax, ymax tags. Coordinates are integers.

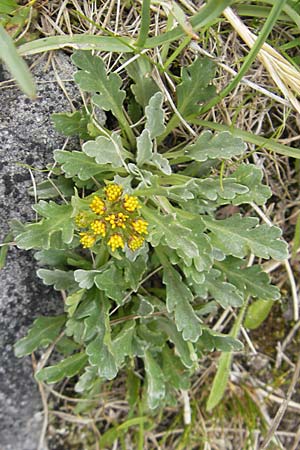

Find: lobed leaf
<box><xmin>163</xmin><ymin>264</ymin><xmax>202</xmax><ymax>342</ymax></box>
<box><xmin>144</xmin><ymin>350</ymin><xmax>166</xmax><ymax>409</ymax></box>
<box><xmin>37</xmin><ymin>268</ymin><xmax>77</xmax><ymax>291</ymax></box>
<box><xmin>145</xmin><ymin>92</ymin><xmax>166</xmax><ymax>139</ymax></box>
<box><xmin>216</xmin><ymin>257</ymin><xmax>280</xmax><ymax>300</ymax></box>
<box><xmin>72</xmin><ymin>51</ymin><xmax>125</xmax><ymax>118</ymax></box>
<box><xmin>15</xmin><ymin>202</ymin><xmax>74</xmax><ymax>250</ymax></box>
<box><xmin>36</xmin><ymin>352</ymin><xmax>88</xmax><ymax>383</ymax></box>
<box><xmin>184</xmin><ymin>130</ymin><xmax>247</xmax><ymax>162</ymax></box>
<box><xmin>83</xmin><ymin>133</ymin><xmax>131</xmax><ymax>169</ymax></box>
<box><xmin>204</xmin><ymin>215</ymin><xmax>288</xmax><ymax>260</ymax></box>
<box><xmin>176</xmin><ymin>57</ymin><xmax>216</xmax><ymax>118</ymax></box>
<box><xmin>14</xmin><ymin>315</ymin><xmax>66</xmax><ymax>357</ymax></box>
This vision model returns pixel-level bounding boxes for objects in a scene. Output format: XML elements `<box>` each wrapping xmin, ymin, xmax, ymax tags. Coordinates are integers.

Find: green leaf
<box><xmin>15</xmin><ymin>202</ymin><xmax>74</xmax><ymax>250</ymax></box>
<box><xmin>65</xmin><ymin>289</ymin><xmax>85</xmax><ymax>317</ymax></box>
<box><xmin>216</xmin><ymin>257</ymin><xmax>280</xmax><ymax>300</ymax></box>
<box><xmin>0</xmin><ymin>24</ymin><xmax>36</xmax><ymax>98</ymax></box>
<box><xmin>14</xmin><ymin>315</ymin><xmax>66</xmax><ymax>357</ymax></box>
<box><xmin>0</xmin><ymin>231</ymin><xmax>13</xmax><ymax>270</ymax></box>
<box><xmin>191</xmin><ymin>269</ymin><xmax>244</xmax><ymax>308</ymax></box>
<box><xmin>204</xmin><ymin>215</ymin><xmax>288</xmax><ymax>260</ymax></box>
<box><xmin>121</xmin><ymin>255</ymin><xmax>147</xmax><ymax>291</ymax></box>
<box><xmin>244</xmin><ymin>299</ymin><xmax>274</xmax><ymax>330</ymax></box>
<box><xmin>126</xmin><ymin>57</ymin><xmax>159</xmax><ymax>107</ymax></box>
<box><xmin>232</xmin><ymin>164</ymin><xmax>271</xmax><ymax>205</ymax></box>
<box><xmin>161</xmin><ymin>346</ymin><xmax>189</xmax><ymax>390</ymax></box>
<box><xmin>75</xmin><ymin>366</ymin><xmax>98</xmax><ymax>393</ymax></box>
<box><xmin>144</xmin><ymin>350</ymin><xmax>166</xmax><ymax>409</ymax></box>
<box><xmin>162</xmin><ymin>263</ymin><xmax>202</xmax><ymax>342</ymax></box>
<box><xmin>83</xmin><ymin>133</ymin><xmax>131</xmax><ymax>169</ymax></box>
<box><xmin>0</xmin><ymin>0</ymin><xmax>18</xmax><ymax>15</ymax></box>
<box><xmin>52</xmin><ymin>110</ymin><xmax>91</xmax><ymax>139</ymax></box>
<box><xmin>136</xmin><ymin>129</ymin><xmax>153</xmax><ymax>167</ymax></box>
<box><xmin>194</xmin><ymin>177</ymin><xmax>248</xmax><ymax>201</ymax></box>
<box><xmin>95</xmin><ymin>265</ymin><xmax>127</xmax><ymax>304</ymax></box>
<box><xmin>145</xmin><ymin>92</ymin><xmax>166</xmax><ymax>139</ymax></box>
<box><xmin>36</xmin><ymin>352</ymin><xmax>88</xmax><ymax>383</ymax></box>
<box><xmin>176</xmin><ymin>57</ymin><xmax>216</xmax><ymax>118</ymax></box>
<box><xmin>72</xmin><ymin>50</ymin><xmax>125</xmax><ymax>120</ymax></box>
<box><xmin>198</xmin><ymin>329</ymin><xmax>243</xmax><ymax>352</ymax></box>
<box><xmin>74</xmin><ymin>269</ymin><xmax>103</xmax><ymax>289</ymax></box>
<box><xmin>87</xmin><ymin>336</ymin><xmax>117</xmax><ymax>380</ymax></box>
<box><xmin>143</xmin><ymin>208</ymin><xmax>199</xmax><ymax>262</ymax></box>
<box><xmin>150</xmin><ymin>153</ymin><xmax>172</xmax><ymax>175</ymax></box>
<box><xmin>29</xmin><ymin>177</ymin><xmax>74</xmax><ymax>199</ymax></box>
<box><xmin>37</xmin><ymin>269</ymin><xmax>76</xmax><ymax>291</ymax></box>
<box><xmin>54</xmin><ymin>149</ymin><xmax>112</xmax><ymax>180</ymax></box>
<box><xmin>112</xmin><ymin>320</ymin><xmax>135</xmax><ymax>366</ymax></box>
<box><xmin>156</xmin><ymin>317</ymin><xmax>194</xmax><ymax>368</ymax></box>
<box><xmin>184</xmin><ymin>131</ymin><xmax>247</xmax><ymax>162</ymax></box>
<box><xmin>206</xmin><ymin>351</ymin><xmax>233</xmax><ymax>412</ymax></box>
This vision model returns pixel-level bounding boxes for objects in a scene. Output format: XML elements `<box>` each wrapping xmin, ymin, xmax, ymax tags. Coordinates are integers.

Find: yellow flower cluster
<box><xmin>105</xmin><ymin>184</ymin><xmax>123</xmax><ymax>202</ymax></box>
<box><xmin>79</xmin><ymin>233</ymin><xmax>96</xmax><ymax>248</ymax></box>
<box><xmin>75</xmin><ymin>184</ymin><xmax>148</xmax><ymax>253</ymax></box>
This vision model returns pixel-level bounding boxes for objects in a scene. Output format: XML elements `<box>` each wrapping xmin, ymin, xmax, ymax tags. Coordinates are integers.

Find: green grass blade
<box><xmin>144</xmin><ymin>0</ymin><xmax>234</xmax><ymax>48</ymax></box>
<box><xmin>136</xmin><ymin>0</ymin><xmax>151</xmax><ymax>48</ymax></box>
<box><xmin>199</xmin><ymin>0</ymin><xmax>287</xmax><ymax>114</ymax></box>
<box><xmin>191</xmin><ymin>119</ymin><xmax>300</xmax><ymax>159</ymax></box>
<box><xmin>0</xmin><ymin>24</ymin><xmax>36</xmax><ymax>98</ymax></box>
<box><xmin>17</xmin><ymin>34</ymin><xmax>134</xmax><ymax>56</ymax></box>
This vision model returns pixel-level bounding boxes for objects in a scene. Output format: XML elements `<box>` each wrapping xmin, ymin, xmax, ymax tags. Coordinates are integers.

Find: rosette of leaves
<box><xmin>12</xmin><ymin>51</ymin><xmax>287</xmax><ymax>411</ymax></box>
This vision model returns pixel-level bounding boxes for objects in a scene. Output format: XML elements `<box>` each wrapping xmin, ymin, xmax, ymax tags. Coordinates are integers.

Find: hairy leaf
<box><xmin>231</xmin><ymin>164</ymin><xmax>272</xmax><ymax>205</ymax></box>
<box><xmin>145</xmin><ymin>92</ymin><xmax>166</xmax><ymax>139</ymax></box>
<box><xmin>144</xmin><ymin>350</ymin><xmax>165</xmax><ymax>409</ymax></box>
<box><xmin>37</xmin><ymin>268</ymin><xmax>76</xmax><ymax>291</ymax></box>
<box><xmin>15</xmin><ymin>202</ymin><xmax>74</xmax><ymax>250</ymax></box>
<box><xmin>136</xmin><ymin>129</ymin><xmax>153</xmax><ymax>167</ymax></box>
<box><xmin>86</xmin><ymin>298</ymin><xmax>117</xmax><ymax>380</ymax></box>
<box><xmin>191</xmin><ymin>269</ymin><xmax>244</xmax><ymax>308</ymax></box>
<box><xmin>54</xmin><ymin>150</ymin><xmax>111</xmax><ymax>180</ymax></box>
<box><xmin>83</xmin><ymin>133</ymin><xmax>131</xmax><ymax>169</ymax></box>
<box><xmin>72</xmin><ymin>51</ymin><xmax>125</xmax><ymax>118</ymax></box>
<box><xmin>14</xmin><ymin>315</ymin><xmax>65</xmax><ymax>357</ymax></box>
<box><xmin>112</xmin><ymin>321</ymin><xmax>135</xmax><ymax>366</ymax></box>
<box><xmin>126</xmin><ymin>57</ymin><xmax>159</xmax><ymax>107</ymax></box>
<box><xmin>36</xmin><ymin>352</ymin><xmax>88</xmax><ymax>383</ymax></box>
<box><xmin>163</xmin><ymin>264</ymin><xmax>202</xmax><ymax>342</ymax></box>
<box><xmin>204</xmin><ymin>215</ymin><xmax>288</xmax><ymax>260</ymax></box>
<box><xmin>176</xmin><ymin>57</ymin><xmax>216</xmax><ymax>118</ymax></box>
<box><xmin>144</xmin><ymin>208</ymin><xmax>199</xmax><ymax>262</ymax></box>
<box><xmin>198</xmin><ymin>329</ymin><xmax>243</xmax><ymax>352</ymax></box>
<box><xmin>52</xmin><ymin>110</ymin><xmax>91</xmax><ymax>139</ymax></box>
<box><xmin>95</xmin><ymin>265</ymin><xmax>128</xmax><ymax>304</ymax></box>
<box><xmin>216</xmin><ymin>257</ymin><xmax>280</xmax><ymax>300</ymax></box>
<box><xmin>184</xmin><ymin>131</ymin><xmax>247</xmax><ymax>162</ymax></box>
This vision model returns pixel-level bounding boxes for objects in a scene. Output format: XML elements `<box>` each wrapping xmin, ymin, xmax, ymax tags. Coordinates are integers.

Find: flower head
<box><xmin>90</xmin><ymin>220</ymin><xmax>106</xmax><ymax>237</ymax></box>
<box><xmin>131</xmin><ymin>219</ymin><xmax>148</xmax><ymax>235</ymax></box>
<box><xmin>108</xmin><ymin>234</ymin><xmax>125</xmax><ymax>251</ymax></box>
<box><xmin>123</xmin><ymin>194</ymin><xmax>140</xmax><ymax>212</ymax></box>
<box><xmin>80</xmin><ymin>232</ymin><xmax>96</xmax><ymax>248</ymax></box>
<box><xmin>90</xmin><ymin>196</ymin><xmax>106</xmax><ymax>215</ymax></box>
<box><xmin>128</xmin><ymin>235</ymin><xmax>145</xmax><ymax>251</ymax></box>
<box><xmin>76</xmin><ymin>184</ymin><xmax>147</xmax><ymax>254</ymax></box>
<box><xmin>105</xmin><ymin>184</ymin><xmax>123</xmax><ymax>202</ymax></box>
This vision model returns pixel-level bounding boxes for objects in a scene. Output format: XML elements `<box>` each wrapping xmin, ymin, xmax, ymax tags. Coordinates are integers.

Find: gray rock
<box><xmin>0</xmin><ymin>52</ymin><xmax>80</xmax><ymax>450</ymax></box>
